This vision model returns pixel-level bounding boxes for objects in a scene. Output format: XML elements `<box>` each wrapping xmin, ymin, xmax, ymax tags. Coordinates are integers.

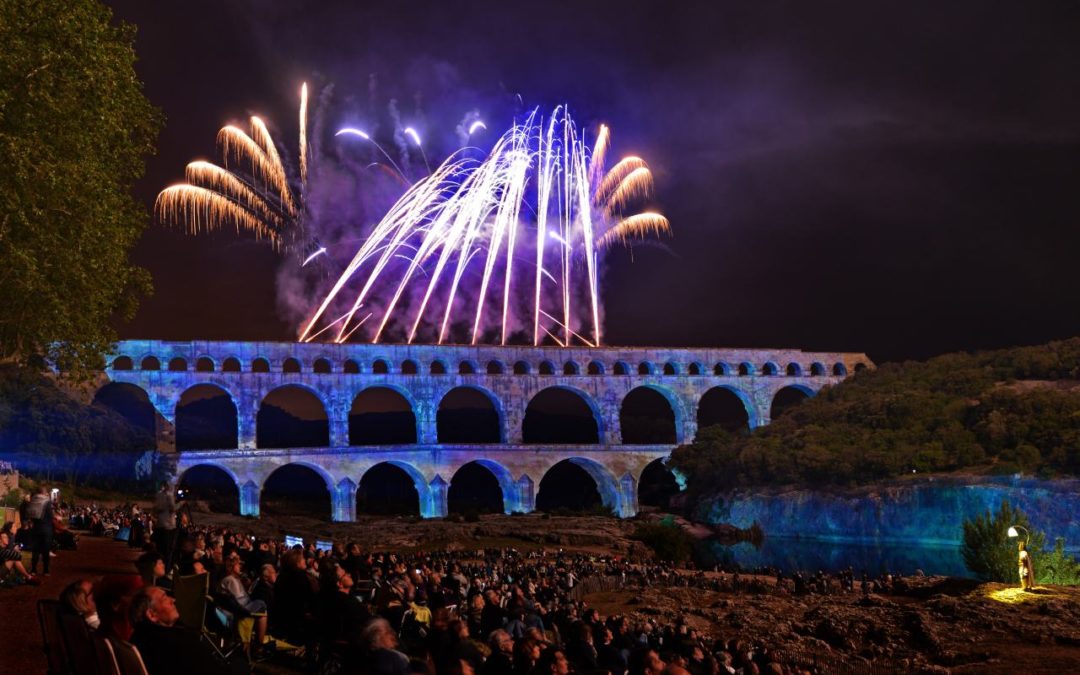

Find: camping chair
<box><xmin>90</xmin><ymin>634</ymin><xmax>121</xmax><ymax>675</ymax></box>
<box><xmin>107</xmin><ymin>638</ymin><xmax>149</xmax><ymax>675</ymax></box>
<box><xmin>171</xmin><ymin>571</ymin><xmax>244</xmax><ymax>662</ymax></box>
<box><xmin>58</xmin><ymin>612</ymin><xmax>98</xmax><ymax>675</ymax></box>
<box><xmin>37</xmin><ymin>599</ymin><xmax>69</xmax><ymax>675</ymax></box>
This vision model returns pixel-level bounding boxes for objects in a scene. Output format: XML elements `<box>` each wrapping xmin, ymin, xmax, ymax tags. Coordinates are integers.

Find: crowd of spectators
<box><xmin>29</xmin><ymin>492</ymin><xmax>909</xmax><ymax>675</ymax></box>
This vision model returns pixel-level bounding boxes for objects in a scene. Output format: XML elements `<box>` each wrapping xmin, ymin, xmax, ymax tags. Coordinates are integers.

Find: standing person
<box><xmin>29</xmin><ymin>485</ymin><xmax>55</xmax><ymax>575</ymax></box>
<box><xmin>153</xmin><ymin>482</ymin><xmax>177</xmax><ymax>571</ymax></box>
<box><xmin>1018</xmin><ymin>540</ymin><xmax>1036</xmax><ymax>591</ymax></box>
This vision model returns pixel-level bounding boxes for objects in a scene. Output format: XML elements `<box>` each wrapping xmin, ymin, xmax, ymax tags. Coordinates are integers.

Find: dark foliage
<box><xmin>961</xmin><ymin>500</ymin><xmax>1044</xmax><ymax>582</ymax></box>
<box><xmin>671</xmin><ymin>338</ymin><xmax>1080</xmax><ymax>496</ymax></box>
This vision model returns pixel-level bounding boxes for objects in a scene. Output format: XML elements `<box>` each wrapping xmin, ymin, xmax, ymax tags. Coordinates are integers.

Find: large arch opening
<box><xmin>448</xmin><ymin>462</ymin><xmax>505</xmax><ymax>515</ymax></box>
<box><xmin>261</xmin><ymin>464</ymin><xmax>331</xmax><ymax>519</ymax></box>
<box><xmin>176</xmin><ymin>385</ymin><xmax>237</xmax><ymax>450</ymax></box>
<box><xmin>350</xmin><ymin>388</ymin><xmax>416</xmax><ymax>445</ymax></box>
<box><xmin>536</xmin><ymin>459</ymin><xmax>604</xmax><ymax>513</ymax></box>
<box><xmin>437</xmin><ymin>387</ymin><xmax>501</xmax><ymax>443</ymax></box>
<box><xmin>177</xmin><ymin>465</ymin><xmax>238</xmax><ymax>514</ymax></box>
<box><xmin>638</xmin><ymin>459</ymin><xmax>680</xmax><ymax>510</ymax></box>
<box><xmin>697</xmin><ymin>387</ymin><xmax>751</xmax><ymax>433</ymax></box>
<box><xmin>357</xmin><ymin>463</ymin><xmax>421</xmax><ymax>516</ymax></box>
<box><xmin>771</xmin><ymin>386</ymin><xmax>812</xmax><ymax>420</ymax></box>
<box><xmin>257</xmin><ymin>386</ymin><xmax>329</xmax><ymax>449</ymax></box>
<box><xmin>523</xmin><ymin>388</ymin><xmax>599</xmax><ymax>444</ymax></box>
<box><xmin>620</xmin><ymin>387</ymin><xmax>677</xmax><ymax>444</ymax></box>
<box><xmin>92</xmin><ymin>383</ymin><xmax>156</xmax><ymax>448</ymax></box>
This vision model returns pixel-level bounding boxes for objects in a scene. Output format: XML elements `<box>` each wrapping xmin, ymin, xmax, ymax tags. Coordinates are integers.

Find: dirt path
<box><xmin>0</xmin><ymin>535</ymin><xmax>139</xmax><ymax>672</ymax></box>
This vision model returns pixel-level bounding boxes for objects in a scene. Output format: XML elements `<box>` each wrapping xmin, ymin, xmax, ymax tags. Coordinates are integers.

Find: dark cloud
<box><xmin>110</xmin><ymin>0</ymin><xmax>1080</xmax><ymax>362</ymax></box>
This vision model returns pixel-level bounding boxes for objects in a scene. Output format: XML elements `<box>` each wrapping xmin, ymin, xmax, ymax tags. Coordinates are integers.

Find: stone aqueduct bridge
<box><xmin>104</xmin><ymin>340</ymin><xmax>871</xmax><ymax>520</ymax></box>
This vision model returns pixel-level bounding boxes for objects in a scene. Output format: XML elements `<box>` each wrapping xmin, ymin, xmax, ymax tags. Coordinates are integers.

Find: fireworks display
<box><xmin>156</xmin><ymin>84</ymin><xmax>670</xmax><ymax>347</ymax></box>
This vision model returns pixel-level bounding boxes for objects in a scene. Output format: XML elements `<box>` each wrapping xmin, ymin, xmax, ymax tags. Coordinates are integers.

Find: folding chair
<box><xmin>107</xmin><ymin>638</ymin><xmax>149</xmax><ymax>675</ymax></box>
<box><xmin>91</xmin><ymin>634</ymin><xmax>121</xmax><ymax>675</ymax></box>
<box><xmin>37</xmin><ymin>599</ymin><xmax>69</xmax><ymax>675</ymax></box>
<box><xmin>172</xmin><ymin>571</ymin><xmax>244</xmax><ymax>661</ymax></box>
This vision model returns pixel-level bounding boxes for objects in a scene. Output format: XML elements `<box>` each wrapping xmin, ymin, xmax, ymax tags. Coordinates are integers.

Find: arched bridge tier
<box><xmin>104</xmin><ymin>340</ymin><xmax>871</xmax><ymax>519</ymax></box>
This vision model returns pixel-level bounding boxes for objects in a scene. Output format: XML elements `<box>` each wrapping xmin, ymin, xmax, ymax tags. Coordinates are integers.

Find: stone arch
<box><xmin>343</xmin><ymin>359</ymin><xmax>361</xmax><ymax>374</ymax></box>
<box><xmin>430</xmin><ymin>360</ymin><xmax>448</xmax><ymax>375</ymax></box>
<box><xmin>620</xmin><ymin>386</ymin><xmax>678</xmax><ymax>444</ymax></box>
<box><xmin>523</xmin><ymin>386</ymin><xmax>602</xmax><ymax>444</ymax></box>
<box><xmin>222</xmin><ymin>357</ymin><xmax>241</xmax><ymax>372</ymax></box>
<box><xmin>437</xmin><ymin>386</ymin><xmax>503</xmax><ymax>443</ymax></box>
<box><xmin>313</xmin><ymin>358</ymin><xmax>332</xmax><ymax>374</ymax></box>
<box><xmin>662</xmin><ymin>362</ymin><xmax>678</xmax><ymax>376</ymax></box>
<box><xmin>372</xmin><ymin>358</ymin><xmax>390</xmax><ymax>374</ymax></box>
<box><xmin>762</xmin><ymin>362</ymin><xmax>779</xmax><ymax>376</ymax></box>
<box><xmin>140</xmin><ymin>355</ymin><xmax>160</xmax><ymax>371</ymax></box>
<box><xmin>448</xmin><ymin>460</ymin><xmax>513</xmax><ymax>514</ymax></box>
<box><xmin>177</xmin><ymin>463</ymin><xmax>239</xmax><ymax>514</ymax></box>
<box><xmin>771</xmin><ymin>385</ymin><xmax>814</xmax><ymax>420</ymax></box>
<box><xmin>587</xmin><ymin>361</ymin><xmax>604</xmax><ymax>375</ymax></box>
<box><xmin>715</xmin><ymin>362</ymin><xmax>732</xmax><ymax>376</ymax></box>
<box><xmin>487</xmin><ymin>360</ymin><xmax>505</xmax><ymax>375</ymax></box>
<box><xmin>175</xmin><ymin>383</ymin><xmax>238</xmax><ymax>450</ymax></box>
<box><xmin>513</xmin><ymin>360</ymin><xmax>530</xmax><ymax>375</ymax></box>
<box><xmin>282</xmin><ymin>357</ymin><xmax>301</xmax><ymax>374</ymax></box>
<box><xmin>737</xmin><ymin>362</ymin><xmax>753</xmax><ymax>376</ymax></box>
<box><xmin>688</xmin><ymin>362</ymin><xmax>703</xmax><ymax>376</ymax></box>
<box><xmin>638</xmin><ymin>458</ymin><xmax>680</xmax><ymax>509</ymax></box>
<box><xmin>92</xmin><ymin>382</ymin><xmax>157</xmax><ymax>448</ymax></box>
<box><xmin>357</xmin><ymin>461</ymin><xmax>428</xmax><ymax>516</ymax></box>
<box><xmin>638</xmin><ymin>362</ymin><xmax>655</xmax><ymax>375</ymax></box>
<box><xmin>401</xmin><ymin>359</ymin><xmax>419</xmax><ymax>375</ymax></box>
<box><xmin>536</xmin><ymin>458</ymin><xmax>621</xmax><ymax>515</ymax></box>
<box><xmin>539</xmin><ymin>360</ymin><xmax>555</xmax><ymax>375</ymax></box>
<box><xmin>458</xmin><ymin>360</ymin><xmax>477</xmax><ymax>375</ymax></box>
<box><xmin>111</xmin><ymin>356</ymin><xmax>134</xmax><ymax>370</ymax></box>
<box><xmin>257</xmin><ymin>385</ymin><xmax>329</xmax><ymax>448</ymax></box>
<box><xmin>350</xmin><ymin>386</ymin><xmax>417</xmax><ymax>445</ymax></box>
<box><xmin>786</xmin><ymin>362</ymin><xmax>802</xmax><ymax>377</ymax></box>
<box><xmin>167</xmin><ymin>357</ymin><xmax>187</xmax><ymax>372</ymax></box>
<box><xmin>697</xmin><ymin>386</ymin><xmax>753</xmax><ymax>433</ymax></box>
<box><xmin>563</xmin><ymin>361</ymin><xmax>580</xmax><ymax>376</ymax></box>
<box><xmin>810</xmin><ymin>362</ymin><xmax>826</xmax><ymax>376</ymax></box>
<box><xmin>195</xmin><ymin>357</ymin><xmax>214</xmax><ymax>373</ymax></box>
<box><xmin>833</xmin><ymin>362</ymin><xmax>848</xmax><ymax>376</ymax></box>
<box><xmin>855</xmin><ymin>362</ymin><xmax>868</xmax><ymax>372</ymax></box>
<box><xmin>613</xmin><ymin>361</ymin><xmax>630</xmax><ymax>375</ymax></box>
<box><xmin>252</xmin><ymin>358</ymin><xmax>270</xmax><ymax>373</ymax></box>
<box><xmin>261</xmin><ymin>463</ymin><xmax>333</xmax><ymax>520</ymax></box>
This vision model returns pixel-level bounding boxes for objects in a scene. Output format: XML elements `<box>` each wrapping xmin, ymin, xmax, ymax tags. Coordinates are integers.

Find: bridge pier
<box><xmin>333</xmin><ymin>478</ymin><xmax>357</xmax><ymax>522</ymax></box>
<box><xmin>425</xmin><ymin>476</ymin><xmax>448</xmax><ymax>518</ymax></box>
<box><xmin>239</xmin><ymin>480</ymin><xmax>260</xmax><ymax>517</ymax></box>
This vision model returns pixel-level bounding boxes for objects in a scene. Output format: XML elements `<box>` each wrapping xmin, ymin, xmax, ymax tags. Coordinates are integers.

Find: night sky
<box><xmin>106</xmin><ymin>1</ymin><xmax>1080</xmax><ymax>363</ymax></box>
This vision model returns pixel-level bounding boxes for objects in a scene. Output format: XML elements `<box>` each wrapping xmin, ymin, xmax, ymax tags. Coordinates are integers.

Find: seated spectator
<box><xmin>219</xmin><ymin>553</ymin><xmax>268</xmax><ymax>652</ymax></box>
<box><xmin>136</xmin><ymin>551</ymin><xmax>172</xmax><ymax>590</ymax></box>
<box><xmin>249</xmin><ymin>562</ymin><xmax>276</xmax><ymax>608</ymax></box>
<box><xmin>0</xmin><ymin>528</ymin><xmax>39</xmax><ymax>586</ymax></box>
<box><xmin>60</xmin><ymin>578</ymin><xmax>100</xmax><ymax>629</ymax></box>
<box><xmin>483</xmin><ymin>629</ymin><xmax>514</xmax><ymax>675</ymax></box>
<box><xmin>361</xmin><ymin>617</ymin><xmax>410</xmax><ymax>675</ymax></box>
<box><xmin>129</xmin><ymin>585</ymin><xmax>234</xmax><ymax>675</ymax></box>
<box><xmin>95</xmin><ymin>574</ymin><xmax>144</xmax><ymax>642</ymax></box>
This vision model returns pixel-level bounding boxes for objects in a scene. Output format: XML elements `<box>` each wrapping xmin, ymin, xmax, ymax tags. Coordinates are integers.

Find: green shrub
<box><xmin>0</xmin><ymin>488</ymin><xmax>23</xmax><ymax>508</ymax></box>
<box><xmin>631</xmin><ymin>522</ymin><xmax>694</xmax><ymax>563</ymax></box>
<box><xmin>1036</xmin><ymin>538</ymin><xmax>1080</xmax><ymax>586</ymax></box>
<box><xmin>961</xmin><ymin>500</ymin><xmax>1044</xmax><ymax>582</ymax></box>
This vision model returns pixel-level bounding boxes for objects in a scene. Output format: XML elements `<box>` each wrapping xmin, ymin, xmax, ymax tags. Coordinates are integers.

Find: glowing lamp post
<box><xmin>1007</xmin><ymin>525</ymin><xmax>1029</xmax><ymax>545</ymax></box>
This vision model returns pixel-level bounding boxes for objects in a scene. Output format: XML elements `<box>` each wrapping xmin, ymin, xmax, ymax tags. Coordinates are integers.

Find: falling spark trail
<box><xmin>336</xmin><ymin>128</ymin><xmax>410</xmax><ymax>185</ymax></box>
<box><xmin>302</xmin><ymin>247</ymin><xmax>327</xmax><ymax>266</ymax></box>
<box><xmin>468</xmin><ymin>120</ymin><xmax>487</xmax><ymax>135</ymax></box>
<box><xmin>404</xmin><ymin>127</ymin><xmax>432</xmax><ymax>175</ymax></box>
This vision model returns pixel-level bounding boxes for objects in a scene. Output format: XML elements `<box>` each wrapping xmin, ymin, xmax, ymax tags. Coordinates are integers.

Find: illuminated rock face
<box><xmin>102</xmin><ymin>339</ymin><xmax>869</xmax><ymax>520</ymax></box>
<box><xmin>705</xmin><ymin>477</ymin><xmax>1080</xmax><ymax>549</ymax></box>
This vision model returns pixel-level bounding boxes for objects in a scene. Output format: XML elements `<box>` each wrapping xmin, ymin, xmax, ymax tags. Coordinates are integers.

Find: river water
<box><xmin>698</xmin><ymin>536</ymin><xmax>970</xmax><ymax>578</ymax></box>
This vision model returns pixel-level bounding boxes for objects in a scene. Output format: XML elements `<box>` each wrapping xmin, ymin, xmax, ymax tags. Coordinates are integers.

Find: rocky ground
<box><xmin>186</xmin><ymin>508</ymin><xmax>1080</xmax><ymax>673</ymax></box>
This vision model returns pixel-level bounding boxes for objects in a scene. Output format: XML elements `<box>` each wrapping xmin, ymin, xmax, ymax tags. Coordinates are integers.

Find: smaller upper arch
<box><xmin>252</xmin><ymin>357</ymin><xmax>270</xmax><ymax>373</ymax></box>
<box><xmin>513</xmin><ymin>360</ymin><xmax>530</xmax><ymax>375</ymax></box>
<box><xmin>486</xmin><ymin>360</ymin><xmax>505</xmax><ymax>375</ymax></box>
<box><xmin>141</xmin><ymin>355</ymin><xmax>161</xmax><ymax>371</ymax></box>
<box><xmin>458</xmin><ymin>360</ymin><xmax>477</xmax><ymax>375</ymax></box>
<box><xmin>372</xmin><ymin>358</ymin><xmax>391</xmax><ymax>374</ymax></box>
<box><xmin>195</xmin><ymin>357</ymin><xmax>215</xmax><ymax>373</ymax></box>
<box><xmin>785</xmin><ymin>362</ymin><xmax>803</xmax><ymax>377</ymax></box>
<box><xmin>833</xmin><ymin>362</ymin><xmax>848</xmax><ymax>376</ymax></box>
<box><xmin>688</xmin><ymin>362</ymin><xmax>703</xmax><ymax>376</ymax></box>
<box><xmin>613</xmin><ymin>361</ymin><xmax>630</xmax><ymax>376</ymax></box>
<box><xmin>313</xmin><ymin>358</ymin><xmax>332</xmax><ymax>374</ymax></box>
<box><xmin>538</xmin><ymin>360</ymin><xmax>555</xmax><ymax>376</ymax></box>
<box><xmin>401</xmin><ymin>359</ymin><xmax>419</xmax><ymax>375</ymax></box>
<box><xmin>810</xmin><ymin>362</ymin><xmax>826</xmax><ymax>376</ymax></box>
<box><xmin>343</xmin><ymin>359</ymin><xmax>361</xmax><ymax>374</ymax></box>
<box><xmin>222</xmin><ymin>357</ymin><xmax>241</xmax><ymax>373</ymax></box>
<box><xmin>430</xmin><ymin>360</ymin><xmax>448</xmax><ymax>375</ymax></box>
<box><xmin>737</xmin><ymin>362</ymin><xmax>753</xmax><ymax>376</ymax></box>
<box><xmin>714</xmin><ymin>362</ymin><xmax>731</xmax><ymax>376</ymax></box>
<box><xmin>563</xmin><ymin>361</ymin><xmax>580</xmax><ymax>376</ymax></box>
<box><xmin>111</xmin><ymin>356</ymin><xmax>134</xmax><ymax>371</ymax></box>
<box><xmin>282</xmin><ymin>357</ymin><xmax>302</xmax><ymax>374</ymax></box>
<box><xmin>587</xmin><ymin>360</ymin><xmax>604</xmax><ymax>376</ymax></box>
<box><xmin>855</xmin><ymin>362</ymin><xmax>868</xmax><ymax>372</ymax></box>
<box><xmin>168</xmin><ymin>357</ymin><xmax>188</xmax><ymax>372</ymax></box>
<box><xmin>638</xmin><ymin>362</ymin><xmax>655</xmax><ymax>376</ymax></box>
<box><xmin>662</xmin><ymin>362</ymin><xmax>678</xmax><ymax>376</ymax></box>
<box><xmin>761</xmin><ymin>362</ymin><xmax>779</xmax><ymax>376</ymax></box>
